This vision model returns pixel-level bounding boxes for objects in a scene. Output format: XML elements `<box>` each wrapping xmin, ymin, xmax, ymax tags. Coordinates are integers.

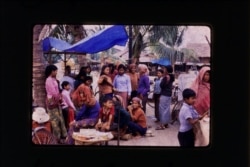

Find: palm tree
<box><xmin>146</xmin><ymin>25</ymin><xmax>187</xmax><ymax>65</ymax></box>
<box><xmin>41</xmin><ymin>24</ymin><xmax>90</xmax><ymax>68</ymax></box>
<box><xmin>33</xmin><ymin>25</ymin><xmax>48</xmax><ymax>108</ymax></box>
<box><xmin>125</xmin><ymin>25</ymin><xmax>186</xmax><ymax>65</ymax></box>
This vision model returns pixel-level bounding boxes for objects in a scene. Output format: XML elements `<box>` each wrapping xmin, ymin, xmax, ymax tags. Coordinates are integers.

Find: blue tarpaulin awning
<box><xmin>42</xmin><ymin>25</ymin><xmax>129</xmax><ymax>54</ymax></box>
<box><xmin>43</xmin><ymin>37</ymin><xmax>72</xmax><ymax>53</ymax></box>
<box><xmin>151</xmin><ymin>58</ymin><xmax>171</xmax><ymax>66</ymax></box>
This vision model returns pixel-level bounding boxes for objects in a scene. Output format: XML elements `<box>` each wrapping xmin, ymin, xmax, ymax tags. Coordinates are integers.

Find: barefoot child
<box><xmin>95</xmin><ymin>96</ymin><xmax>115</xmax><ymax>132</ymax></box>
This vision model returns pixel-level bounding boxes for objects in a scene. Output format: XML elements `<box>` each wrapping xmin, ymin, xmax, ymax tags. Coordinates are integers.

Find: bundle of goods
<box><xmin>72</xmin><ymin>129</ymin><xmax>114</xmax><ymax>143</ymax></box>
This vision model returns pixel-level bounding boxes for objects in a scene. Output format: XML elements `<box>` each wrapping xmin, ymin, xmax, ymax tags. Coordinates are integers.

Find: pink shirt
<box><xmin>61</xmin><ymin>89</ymin><xmax>76</xmax><ymax>111</ymax></box>
<box><xmin>45</xmin><ymin>76</ymin><xmax>60</xmax><ymax>99</ymax></box>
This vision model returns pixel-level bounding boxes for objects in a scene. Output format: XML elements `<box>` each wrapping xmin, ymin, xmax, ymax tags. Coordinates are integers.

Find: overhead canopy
<box><xmin>151</xmin><ymin>58</ymin><xmax>171</xmax><ymax>66</ymax></box>
<box><xmin>42</xmin><ymin>25</ymin><xmax>129</xmax><ymax>54</ymax></box>
<box><xmin>43</xmin><ymin>37</ymin><xmax>72</xmax><ymax>53</ymax></box>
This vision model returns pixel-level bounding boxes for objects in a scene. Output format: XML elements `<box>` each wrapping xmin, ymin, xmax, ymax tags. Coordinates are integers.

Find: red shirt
<box><xmin>98</xmin><ymin>106</ymin><xmax>115</xmax><ymax>123</ymax></box>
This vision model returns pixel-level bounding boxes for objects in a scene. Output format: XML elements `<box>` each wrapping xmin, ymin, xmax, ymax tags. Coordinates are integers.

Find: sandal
<box><xmin>155</xmin><ymin>125</ymin><xmax>165</xmax><ymax>130</ymax></box>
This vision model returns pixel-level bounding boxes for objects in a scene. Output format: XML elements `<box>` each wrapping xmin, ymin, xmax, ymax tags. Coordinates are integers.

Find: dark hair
<box><xmin>76</xmin><ymin>66</ymin><xmax>87</xmax><ymax>80</ymax></box>
<box><xmin>108</xmin><ymin>63</ymin><xmax>115</xmax><ymax>73</ymax></box>
<box><xmin>165</xmin><ymin>65</ymin><xmax>173</xmax><ymax>73</ymax></box>
<box><xmin>117</xmin><ymin>64</ymin><xmax>126</xmax><ymax>71</ymax></box>
<box><xmin>45</xmin><ymin>64</ymin><xmax>57</xmax><ymax>78</ymax></box>
<box><xmin>101</xmin><ymin>96</ymin><xmax>113</xmax><ymax>107</ymax></box>
<box><xmin>165</xmin><ymin>65</ymin><xmax>175</xmax><ymax>82</ymax></box>
<box><xmin>100</xmin><ymin>65</ymin><xmax>109</xmax><ymax>76</ymax></box>
<box><xmin>182</xmin><ymin>88</ymin><xmax>196</xmax><ymax>99</ymax></box>
<box><xmin>83</xmin><ymin>65</ymin><xmax>92</xmax><ymax>73</ymax></box>
<box><xmin>205</xmin><ymin>70</ymin><xmax>210</xmax><ymax>74</ymax></box>
<box><xmin>65</xmin><ymin>65</ymin><xmax>71</xmax><ymax>74</ymax></box>
<box><xmin>157</xmin><ymin>69</ymin><xmax>164</xmax><ymax>74</ymax></box>
<box><xmin>83</xmin><ymin>76</ymin><xmax>93</xmax><ymax>83</ymax></box>
<box><xmin>61</xmin><ymin>81</ymin><xmax>70</xmax><ymax>89</ymax></box>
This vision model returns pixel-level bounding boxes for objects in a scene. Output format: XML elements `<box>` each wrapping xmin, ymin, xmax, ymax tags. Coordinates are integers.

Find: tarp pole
<box><xmin>128</xmin><ymin>25</ymin><xmax>133</xmax><ymax>64</ymax></box>
<box><xmin>64</xmin><ymin>53</ymin><xmax>67</xmax><ymax>71</ymax></box>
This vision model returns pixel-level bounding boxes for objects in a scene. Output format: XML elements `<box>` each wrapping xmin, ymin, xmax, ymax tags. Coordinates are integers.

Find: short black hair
<box><xmin>118</xmin><ymin>64</ymin><xmax>126</xmax><ymax>71</ymax></box>
<box><xmin>101</xmin><ymin>96</ymin><xmax>113</xmax><ymax>106</ymax></box>
<box><xmin>182</xmin><ymin>88</ymin><xmax>196</xmax><ymax>99</ymax></box>
<box><xmin>83</xmin><ymin>76</ymin><xmax>93</xmax><ymax>83</ymax></box>
<box><xmin>61</xmin><ymin>81</ymin><xmax>70</xmax><ymax>89</ymax></box>
<box><xmin>166</xmin><ymin>65</ymin><xmax>173</xmax><ymax>73</ymax></box>
<box><xmin>157</xmin><ymin>69</ymin><xmax>164</xmax><ymax>74</ymax></box>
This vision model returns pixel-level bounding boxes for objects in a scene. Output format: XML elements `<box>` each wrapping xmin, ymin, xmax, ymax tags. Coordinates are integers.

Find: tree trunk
<box><xmin>33</xmin><ymin>25</ymin><xmax>47</xmax><ymax>108</ymax></box>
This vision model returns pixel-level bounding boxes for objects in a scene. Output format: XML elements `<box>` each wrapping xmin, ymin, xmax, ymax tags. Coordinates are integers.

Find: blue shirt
<box><xmin>137</xmin><ymin>74</ymin><xmax>150</xmax><ymax>96</ymax></box>
<box><xmin>153</xmin><ymin>77</ymin><xmax>162</xmax><ymax>94</ymax></box>
<box><xmin>113</xmin><ymin>74</ymin><xmax>132</xmax><ymax>96</ymax></box>
<box><xmin>178</xmin><ymin>102</ymin><xmax>199</xmax><ymax>132</ymax></box>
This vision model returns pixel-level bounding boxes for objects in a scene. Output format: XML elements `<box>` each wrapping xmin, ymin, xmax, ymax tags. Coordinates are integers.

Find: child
<box><xmin>61</xmin><ymin>81</ymin><xmax>77</xmax><ymax>130</ymax></box>
<box><xmin>177</xmin><ymin>88</ymin><xmax>207</xmax><ymax>147</ymax></box>
<box><xmin>126</xmin><ymin>63</ymin><xmax>139</xmax><ymax>105</ymax></box>
<box><xmin>126</xmin><ymin>97</ymin><xmax>147</xmax><ymax>138</ymax></box>
<box><xmin>95</xmin><ymin>96</ymin><xmax>115</xmax><ymax>132</ymax></box>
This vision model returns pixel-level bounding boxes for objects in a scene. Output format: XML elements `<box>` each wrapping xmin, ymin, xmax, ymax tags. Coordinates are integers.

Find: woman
<box><xmin>156</xmin><ymin>65</ymin><xmax>175</xmax><ymax>130</ymax></box>
<box><xmin>108</xmin><ymin>63</ymin><xmax>118</xmax><ymax>82</ymax></box>
<box><xmin>136</xmin><ymin>64</ymin><xmax>150</xmax><ymax>113</ymax></box>
<box><xmin>97</xmin><ymin>65</ymin><xmax>114</xmax><ymax>103</ymax></box>
<box><xmin>66</xmin><ymin>84</ymin><xmax>100</xmax><ymax>144</ymax></box>
<box><xmin>126</xmin><ymin>97</ymin><xmax>147</xmax><ymax>138</ymax></box>
<box><xmin>190</xmin><ymin>66</ymin><xmax>210</xmax><ymax>115</ymax></box>
<box><xmin>113</xmin><ymin>64</ymin><xmax>132</xmax><ymax>107</ymax></box>
<box><xmin>45</xmin><ymin>64</ymin><xmax>67</xmax><ymax>140</ymax></box>
<box><xmin>74</xmin><ymin>66</ymin><xmax>87</xmax><ymax>90</ymax></box>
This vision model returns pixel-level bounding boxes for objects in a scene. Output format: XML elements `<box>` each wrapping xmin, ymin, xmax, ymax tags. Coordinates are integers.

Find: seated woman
<box><xmin>112</xmin><ymin>95</ymin><xmax>131</xmax><ymax>129</ymax></box>
<box><xmin>126</xmin><ymin>97</ymin><xmax>147</xmax><ymax>138</ymax></box>
<box><xmin>95</xmin><ymin>96</ymin><xmax>115</xmax><ymax>132</ymax></box>
<box><xmin>66</xmin><ymin>84</ymin><xmax>100</xmax><ymax>145</ymax></box>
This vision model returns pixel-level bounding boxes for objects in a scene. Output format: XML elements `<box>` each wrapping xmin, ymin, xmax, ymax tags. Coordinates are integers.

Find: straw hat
<box><xmin>32</xmin><ymin>107</ymin><xmax>50</xmax><ymax>123</ymax></box>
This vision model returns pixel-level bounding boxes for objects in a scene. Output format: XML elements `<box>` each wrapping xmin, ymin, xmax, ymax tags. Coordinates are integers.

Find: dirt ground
<box><xmin>107</xmin><ymin>103</ymin><xmax>181</xmax><ymax>147</ymax></box>
<box><xmin>85</xmin><ymin>71</ymin><xmax>210</xmax><ymax>147</ymax></box>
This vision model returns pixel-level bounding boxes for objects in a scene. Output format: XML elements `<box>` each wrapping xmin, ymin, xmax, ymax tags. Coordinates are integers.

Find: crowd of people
<box><xmin>32</xmin><ymin>62</ymin><xmax>210</xmax><ymax>147</ymax></box>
